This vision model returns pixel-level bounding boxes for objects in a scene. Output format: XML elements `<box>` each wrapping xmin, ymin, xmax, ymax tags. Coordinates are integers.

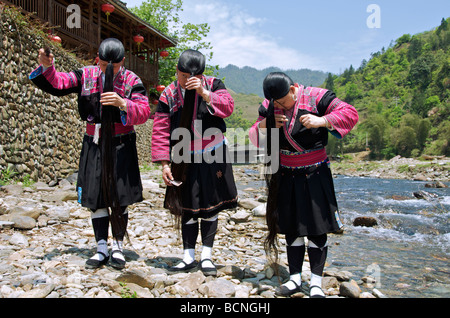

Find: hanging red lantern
<box><xmin>156</xmin><ymin>85</ymin><xmax>165</xmax><ymax>93</ymax></box>
<box><xmin>49</xmin><ymin>34</ymin><xmax>61</xmax><ymax>44</ymax></box>
<box><xmin>133</xmin><ymin>35</ymin><xmax>144</xmax><ymax>50</ymax></box>
<box><xmin>160</xmin><ymin>50</ymin><xmax>169</xmax><ymax>59</ymax></box>
<box><xmin>101</xmin><ymin>4</ymin><xmax>115</xmax><ymax>23</ymax></box>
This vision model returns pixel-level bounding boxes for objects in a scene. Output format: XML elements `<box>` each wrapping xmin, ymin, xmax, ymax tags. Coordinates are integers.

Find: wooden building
<box><xmin>2</xmin><ymin>0</ymin><xmax>177</xmax><ymax>89</ymax></box>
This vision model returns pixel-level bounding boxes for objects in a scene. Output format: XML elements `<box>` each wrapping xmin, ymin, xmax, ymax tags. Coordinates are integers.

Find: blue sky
<box><xmin>124</xmin><ymin>0</ymin><xmax>449</xmax><ymax>74</ymax></box>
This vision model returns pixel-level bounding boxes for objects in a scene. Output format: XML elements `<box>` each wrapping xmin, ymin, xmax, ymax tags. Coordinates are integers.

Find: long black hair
<box><xmin>262</xmin><ymin>72</ymin><xmax>294</xmax><ymax>265</ymax></box>
<box><xmin>98</xmin><ymin>38</ymin><xmax>126</xmax><ymax>241</ymax></box>
<box><xmin>165</xmin><ymin>49</ymin><xmax>206</xmax><ymax>228</ymax></box>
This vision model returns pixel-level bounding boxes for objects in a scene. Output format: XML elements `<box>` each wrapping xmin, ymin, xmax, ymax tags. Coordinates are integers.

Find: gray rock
<box><xmin>200</xmin><ymin>278</ymin><xmax>236</xmax><ymax>298</ymax></box>
<box><xmin>339</xmin><ymin>280</ymin><xmax>361</xmax><ymax>298</ymax></box>
<box><xmin>230</xmin><ymin>210</ymin><xmax>251</xmax><ymax>223</ymax></box>
<box><xmin>238</xmin><ymin>198</ymin><xmax>261</xmax><ymax>210</ymax></box>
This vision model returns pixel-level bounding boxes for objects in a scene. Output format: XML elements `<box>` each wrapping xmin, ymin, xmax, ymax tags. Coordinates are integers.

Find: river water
<box><xmin>238</xmin><ymin>169</ymin><xmax>450</xmax><ymax>298</ymax></box>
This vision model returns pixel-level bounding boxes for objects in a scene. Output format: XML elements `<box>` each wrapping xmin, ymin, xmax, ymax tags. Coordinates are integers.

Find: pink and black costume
<box><xmin>30</xmin><ymin>64</ymin><xmax>150</xmax><ymax>210</ymax></box>
<box><xmin>249</xmin><ymin>72</ymin><xmax>358</xmax><ymax>297</ymax></box>
<box><xmin>151</xmin><ymin>49</ymin><xmax>237</xmax><ymax>275</ymax></box>
<box><xmin>152</xmin><ymin>75</ymin><xmax>238</xmax><ymax>217</ymax></box>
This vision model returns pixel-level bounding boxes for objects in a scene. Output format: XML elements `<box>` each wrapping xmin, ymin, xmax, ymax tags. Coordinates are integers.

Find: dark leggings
<box><xmin>285</xmin><ymin>234</ymin><xmax>328</xmax><ymax>276</ymax></box>
<box><xmin>181</xmin><ymin>215</ymin><xmax>218</xmax><ymax>249</ymax></box>
<box><xmin>91</xmin><ymin>206</ymin><xmax>129</xmax><ymax>242</ymax></box>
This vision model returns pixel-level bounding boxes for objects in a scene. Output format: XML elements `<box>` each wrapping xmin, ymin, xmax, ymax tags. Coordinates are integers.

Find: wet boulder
<box><xmin>353</xmin><ymin>216</ymin><xmax>378</xmax><ymax>227</ymax></box>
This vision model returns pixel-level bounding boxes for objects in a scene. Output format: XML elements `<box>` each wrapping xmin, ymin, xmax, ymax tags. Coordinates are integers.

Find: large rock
<box><xmin>353</xmin><ymin>216</ymin><xmax>378</xmax><ymax>227</ymax></box>
<box><xmin>230</xmin><ymin>210</ymin><xmax>251</xmax><ymax>223</ymax></box>
<box><xmin>199</xmin><ymin>279</ymin><xmax>236</xmax><ymax>297</ymax></box>
<box><xmin>339</xmin><ymin>280</ymin><xmax>361</xmax><ymax>298</ymax></box>
<box><xmin>238</xmin><ymin>198</ymin><xmax>261</xmax><ymax>210</ymax></box>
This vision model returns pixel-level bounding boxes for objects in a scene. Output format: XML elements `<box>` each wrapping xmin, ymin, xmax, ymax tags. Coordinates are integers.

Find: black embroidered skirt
<box><xmin>276</xmin><ymin>161</ymin><xmax>343</xmax><ymax>236</ymax></box>
<box><xmin>164</xmin><ymin>143</ymin><xmax>238</xmax><ymax>219</ymax></box>
<box><xmin>76</xmin><ymin>132</ymin><xmax>143</xmax><ymax>210</ymax></box>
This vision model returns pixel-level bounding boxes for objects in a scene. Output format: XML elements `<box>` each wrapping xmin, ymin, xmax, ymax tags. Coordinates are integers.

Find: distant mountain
<box><xmin>217</xmin><ymin>64</ymin><xmax>328</xmax><ymax>97</ymax></box>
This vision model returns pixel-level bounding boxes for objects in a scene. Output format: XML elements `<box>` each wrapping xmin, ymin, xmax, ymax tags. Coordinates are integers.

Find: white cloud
<box><xmin>181</xmin><ymin>0</ymin><xmax>321</xmax><ymax>70</ymax></box>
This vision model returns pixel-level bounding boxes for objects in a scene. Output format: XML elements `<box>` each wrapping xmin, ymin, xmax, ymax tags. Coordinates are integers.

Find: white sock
<box><xmin>175</xmin><ymin>248</ymin><xmax>195</xmax><ymax>268</ymax></box>
<box><xmin>310</xmin><ymin>273</ymin><xmax>325</xmax><ymax>297</ymax></box>
<box><xmin>112</xmin><ymin>240</ymin><xmax>125</xmax><ymax>261</ymax></box>
<box><xmin>91</xmin><ymin>239</ymin><xmax>108</xmax><ymax>261</ymax></box>
<box><xmin>201</xmin><ymin>246</ymin><xmax>214</xmax><ymax>268</ymax></box>
<box><xmin>283</xmin><ymin>273</ymin><xmax>301</xmax><ymax>290</ymax></box>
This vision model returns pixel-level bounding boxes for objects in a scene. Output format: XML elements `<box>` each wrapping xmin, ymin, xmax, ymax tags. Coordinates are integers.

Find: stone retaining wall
<box><xmin>0</xmin><ymin>7</ymin><xmax>153</xmax><ymax>183</ymax></box>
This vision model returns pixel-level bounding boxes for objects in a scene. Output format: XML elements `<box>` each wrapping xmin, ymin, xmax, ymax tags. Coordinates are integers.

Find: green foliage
<box><xmin>323</xmin><ymin>17</ymin><xmax>450</xmax><ymax>158</ymax></box>
<box><xmin>130</xmin><ymin>0</ymin><xmax>217</xmax><ymax>89</ymax></box>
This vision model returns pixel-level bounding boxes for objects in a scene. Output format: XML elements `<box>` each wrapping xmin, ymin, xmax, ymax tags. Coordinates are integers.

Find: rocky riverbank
<box><xmin>0</xmin><ymin>165</ymin><xmax>389</xmax><ymax>299</ymax></box>
<box><xmin>331</xmin><ymin>154</ymin><xmax>450</xmax><ymax>182</ymax></box>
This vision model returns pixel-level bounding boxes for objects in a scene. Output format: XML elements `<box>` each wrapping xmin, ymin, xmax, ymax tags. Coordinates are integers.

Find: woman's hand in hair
<box><xmin>185</xmin><ymin>76</ymin><xmax>211</xmax><ymax>103</ymax></box>
<box><xmin>275</xmin><ymin>114</ymin><xmax>288</xmax><ymax>128</ymax></box>
<box><xmin>100</xmin><ymin>92</ymin><xmax>127</xmax><ymax>111</ymax></box>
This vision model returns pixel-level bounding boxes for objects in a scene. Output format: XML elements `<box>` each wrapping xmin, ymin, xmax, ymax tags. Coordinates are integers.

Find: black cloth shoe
<box><xmin>199</xmin><ymin>259</ymin><xmax>217</xmax><ymax>276</ymax></box>
<box><xmin>167</xmin><ymin>260</ymin><xmax>198</xmax><ymax>273</ymax></box>
<box><xmin>109</xmin><ymin>250</ymin><xmax>126</xmax><ymax>270</ymax></box>
<box><xmin>85</xmin><ymin>252</ymin><xmax>109</xmax><ymax>269</ymax></box>
<box><xmin>275</xmin><ymin>280</ymin><xmax>302</xmax><ymax>297</ymax></box>
<box><xmin>309</xmin><ymin>285</ymin><xmax>326</xmax><ymax>298</ymax></box>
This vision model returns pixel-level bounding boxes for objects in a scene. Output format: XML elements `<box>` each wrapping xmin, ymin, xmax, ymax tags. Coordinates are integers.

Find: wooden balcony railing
<box><xmin>125</xmin><ymin>54</ymin><xmax>158</xmax><ymax>85</ymax></box>
<box><xmin>3</xmin><ymin>0</ymin><xmax>163</xmax><ymax>86</ymax></box>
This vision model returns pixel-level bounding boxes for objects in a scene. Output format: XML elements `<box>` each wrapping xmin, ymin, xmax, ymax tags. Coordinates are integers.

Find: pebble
<box><xmin>0</xmin><ymin>166</ymin><xmax>389</xmax><ymax>298</ymax></box>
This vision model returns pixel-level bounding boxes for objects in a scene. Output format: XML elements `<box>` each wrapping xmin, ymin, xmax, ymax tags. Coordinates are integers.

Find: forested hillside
<box><xmin>217</xmin><ymin>65</ymin><xmax>327</xmax><ymax>98</ymax></box>
<box><xmin>326</xmin><ymin>17</ymin><xmax>450</xmax><ymax>158</ymax></box>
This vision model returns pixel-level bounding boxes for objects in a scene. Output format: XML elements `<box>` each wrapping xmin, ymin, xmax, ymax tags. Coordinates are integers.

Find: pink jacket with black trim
<box><xmin>249</xmin><ymin>85</ymin><xmax>359</xmax><ymax>167</ymax></box>
<box><xmin>151</xmin><ymin>76</ymin><xmax>234</xmax><ymax>163</ymax></box>
<box><xmin>29</xmin><ymin>64</ymin><xmax>150</xmax><ymax>135</ymax></box>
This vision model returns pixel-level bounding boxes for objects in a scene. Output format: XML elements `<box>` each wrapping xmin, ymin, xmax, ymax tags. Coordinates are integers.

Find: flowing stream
<box><xmin>237</xmin><ymin>169</ymin><xmax>450</xmax><ymax>298</ymax></box>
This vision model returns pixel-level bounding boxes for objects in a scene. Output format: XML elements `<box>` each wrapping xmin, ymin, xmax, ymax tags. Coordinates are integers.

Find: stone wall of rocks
<box><xmin>0</xmin><ymin>7</ymin><xmax>153</xmax><ymax>183</ymax></box>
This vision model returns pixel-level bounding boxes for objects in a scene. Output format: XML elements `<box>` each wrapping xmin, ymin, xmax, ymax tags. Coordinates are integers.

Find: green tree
<box><xmin>130</xmin><ymin>0</ymin><xmax>217</xmax><ymax>88</ymax></box>
<box><xmin>408</xmin><ymin>52</ymin><xmax>436</xmax><ymax>90</ymax></box>
<box><xmin>365</xmin><ymin>114</ymin><xmax>387</xmax><ymax>157</ymax></box>
<box><xmin>396</xmin><ymin>33</ymin><xmax>411</xmax><ymax>47</ymax></box>
<box><xmin>324</xmin><ymin>73</ymin><xmax>335</xmax><ymax>91</ymax></box>
<box><xmin>394</xmin><ymin>126</ymin><xmax>417</xmax><ymax>157</ymax></box>
<box><xmin>417</xmin><ymin>118</ymin><xmax>431</xmax><ymax>150</ymax></box>
<box><xmin>407</xmin><ymin>36</ymin><xmax>423</xmax><ymax>61</ymax></box>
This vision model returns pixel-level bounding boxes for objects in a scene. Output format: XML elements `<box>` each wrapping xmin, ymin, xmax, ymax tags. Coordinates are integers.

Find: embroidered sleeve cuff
<box><xmin>29</xmin><ymin>65</ymin><xmax>44</xmax><ymax>80</ymax></box>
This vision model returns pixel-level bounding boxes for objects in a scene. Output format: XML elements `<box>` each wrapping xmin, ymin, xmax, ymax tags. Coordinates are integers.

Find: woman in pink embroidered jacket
<box><xmin>249</xmin><ymin>72</ymin><xmax>358</xmax><ymax>297</ymax></box>
<box><xmin>29</xmin><ymin>38</ymin><xmax>150</xmax><ymax>270</ymax></box>
<box><xmin>151</xmin><ymin>50</ymin><xmax>238</xmax><ymax>276</ymax></box>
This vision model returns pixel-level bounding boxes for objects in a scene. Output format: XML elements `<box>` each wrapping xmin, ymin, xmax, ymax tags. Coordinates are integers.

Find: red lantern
<box><xmin>133</xmin><ymin>35</ymin><xmax>144</xmax><ymax>49</ymax></box>
<box><xmin>156</xmin><ymin>85</ymin><xmax>165</xmax><ymax>93</ymax></box>
<box><xmin>101</xmin><ymin>4</ymin><xmax>115</xmax><ymax>23</ymax></box>
<box><xmin>160</xmin><ymin>50</ymin><xmax>169</xmax><ymax>59</ymax></box>
<box><xmin>49</xmin><ymin>34</ymin><xmax>61</xmax><ymax>44</ymax></box>
<box><xmin>152</xmin><ymin>99</ymin><xmax>159</xmax><ymax>105</ymax></box>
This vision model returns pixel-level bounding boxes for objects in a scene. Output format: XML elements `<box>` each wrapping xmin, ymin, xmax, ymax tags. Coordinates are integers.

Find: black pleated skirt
<box><xmin>276</xmin><ymin>161</ymin><xmax>343</xmax><ymax>236</ymax></box>
<box><xmin>164</xmin><ymin>143</ymin><xmax>238</xmax><ymax>219</ymax></box>
<box><xmin>76</xmin><ymin>132</ymin><xmax>143</xmax><ymax>210</ymax></box>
